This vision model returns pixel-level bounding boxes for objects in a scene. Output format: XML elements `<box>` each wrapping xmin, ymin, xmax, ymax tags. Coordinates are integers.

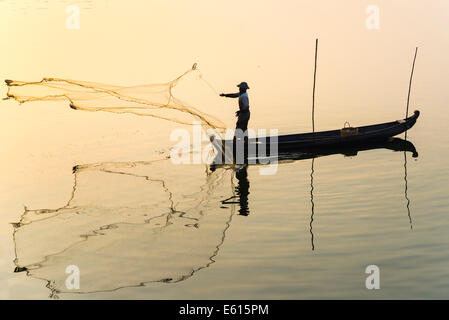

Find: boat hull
<box><xmin>211</xmin><ymin>110</ymin><xmax>420</xmax><ymax>162</ymax></box>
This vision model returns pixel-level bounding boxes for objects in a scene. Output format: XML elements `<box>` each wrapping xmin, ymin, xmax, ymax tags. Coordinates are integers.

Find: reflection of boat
<box><xmin>12</xmin><ymin>159</ymin><xmax>236</xmax><ymax>297</ymax></box>
<box><xmin>211</xmin><ymin>137</ymin><xmax>418</xmax><ymax>167</ymax></box>
<box><xmin>211</xmin><ymin>110</ymin><xmax>420</xmax><ymax>160</ymax></box>
<box><xmin>276</xmin><ymin>137</ymin><xmax>418</xmax><ymax>162</ymax></box>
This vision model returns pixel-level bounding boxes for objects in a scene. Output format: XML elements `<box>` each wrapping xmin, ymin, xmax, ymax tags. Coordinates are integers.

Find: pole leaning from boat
<box><xmin>406</xmin><ymin>47</ymin><xmax>418</xmax><ymax>120</ymax></box>
<box><xmin>312</xmin><ymin>38</ymin><xmax>318</xmax><ymax>133</ymax></box>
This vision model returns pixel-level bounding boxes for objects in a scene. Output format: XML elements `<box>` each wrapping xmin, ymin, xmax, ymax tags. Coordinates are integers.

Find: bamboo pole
<box><xmin>312</xmin><ymin>39</ymin><xmax>318</xmax><ymax>133</ymax></box>
<box><xmin>406</xmin><ymin>47</ymin><xmax>418</xmax><ymax>119</ymax></box>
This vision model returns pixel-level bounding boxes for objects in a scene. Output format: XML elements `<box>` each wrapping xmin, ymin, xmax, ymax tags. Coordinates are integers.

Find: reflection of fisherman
<box><xmin>221</xmin><ymin>165</ymin><xmax>250</xmax><ymax>216</ymax></box>
<box><xmin>220</xmin><ymin>82</ymin><xmax>250</xmax><ymax>134</ymax></box>
<box><xmin>235</xmin><ymin>166</ymin><xmax>250</xmax><ymax>216</ymax></box>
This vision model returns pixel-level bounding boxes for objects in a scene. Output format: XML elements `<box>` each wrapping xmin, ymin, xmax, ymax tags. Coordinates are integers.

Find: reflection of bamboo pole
<box><xmin>405</xmin><ymin>47</ymin><xmax>418</xmax><ymax>140</ymax></box>
<box><xmin>403</xmin><ymin>151</ymin><xmax>413</xmax><ymax>229</ymax></box>
<box><xmin>309</xmin><ymin>158</ymin><xmax>315</xmax><ymax>251</ymax></box>
<box><xmin>312</xmin><ymin>39</ymin><xmax>318</xmax><ymax>133</ymax></box>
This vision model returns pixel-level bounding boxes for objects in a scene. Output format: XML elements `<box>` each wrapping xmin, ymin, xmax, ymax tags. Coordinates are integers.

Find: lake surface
<box><xmin>1</xmin><ymin>0</ymin><xmax>448</xmax><ymax>299</ymax></box>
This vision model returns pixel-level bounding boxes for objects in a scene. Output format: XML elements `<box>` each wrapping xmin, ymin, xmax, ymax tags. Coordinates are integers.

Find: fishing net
<box><xmin>4</xmin><ymin>63</ymin><xmax>226</xmax><ymax>131</ymax></box>
<box><xmin>13</xmin><ymin>159</ymin><xmax>236</xmax><ymax>297</ymax></box>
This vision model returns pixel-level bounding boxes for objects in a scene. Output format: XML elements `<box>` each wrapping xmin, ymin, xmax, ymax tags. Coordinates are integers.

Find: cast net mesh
<box><xmin>4</xmin><ymin>63</ymin><xmax>226</xmax><ymax>131</ymax></box>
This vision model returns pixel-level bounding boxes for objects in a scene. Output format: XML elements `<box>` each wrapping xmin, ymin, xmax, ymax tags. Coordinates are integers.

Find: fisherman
<box><xmin>220</xmin><ymin>82</ymin><xmax>250</xmax><ymax>135</ymax></box>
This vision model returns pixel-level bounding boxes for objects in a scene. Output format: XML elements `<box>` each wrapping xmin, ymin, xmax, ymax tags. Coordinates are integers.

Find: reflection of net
<box><xmin>13</xmin><ymin>159</ymin><xmax>234</xmax><ymax>296</ymax></box>
<box><xmin>4</xmin><ymin>64</ymin><xmax>225</xmax><ymax>130</ymax></box>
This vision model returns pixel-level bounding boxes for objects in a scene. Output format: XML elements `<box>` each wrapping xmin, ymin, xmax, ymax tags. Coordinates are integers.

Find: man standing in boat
<box><xmin>220</xmin><ymin>82</ymin><xmax>250</xmax><ymax>136</ymax></box>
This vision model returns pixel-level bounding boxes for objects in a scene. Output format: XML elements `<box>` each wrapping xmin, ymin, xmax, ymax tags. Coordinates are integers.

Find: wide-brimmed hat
<box><xmin>237</xmin><ymin>82</ymin><xmax>249</xmax><ymax>89</ymax></box>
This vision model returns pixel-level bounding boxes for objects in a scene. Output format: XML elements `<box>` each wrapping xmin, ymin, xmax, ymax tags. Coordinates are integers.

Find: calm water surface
<box><xmin>0</xmin><ymin>0</ymin><xmax>448</xmax><ymax>299</ymax></box>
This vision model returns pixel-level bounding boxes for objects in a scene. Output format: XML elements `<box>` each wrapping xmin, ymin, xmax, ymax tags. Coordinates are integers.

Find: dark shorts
<box><xmin>236</xmin><ymin>111</ymin><xmax>250</xmax><ymax>133</ymax></box>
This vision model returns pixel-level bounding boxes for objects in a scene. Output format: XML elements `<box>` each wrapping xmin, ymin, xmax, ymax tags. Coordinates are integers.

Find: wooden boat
<box><xmin>210</xmin><ymin>110</ymin><xmax>420</xmax><ymax>162</ymax></box>
<box><xmin>210</xmin><ymin>137</ymin><xmax>417</xmax><ymax>168</ymax></box>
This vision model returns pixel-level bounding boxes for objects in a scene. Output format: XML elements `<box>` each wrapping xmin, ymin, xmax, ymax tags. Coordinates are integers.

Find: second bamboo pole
<box><xmin>312</xmin><ymin>39</ymin><xmax>318</xmax><ymax>133</ymax></box>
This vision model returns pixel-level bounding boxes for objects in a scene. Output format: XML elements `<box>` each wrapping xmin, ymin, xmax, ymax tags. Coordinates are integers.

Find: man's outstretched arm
<box><xmin>220</xmin><ymin>93</ymin><xmax>240</xmax><ymax>98</ymax></box>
